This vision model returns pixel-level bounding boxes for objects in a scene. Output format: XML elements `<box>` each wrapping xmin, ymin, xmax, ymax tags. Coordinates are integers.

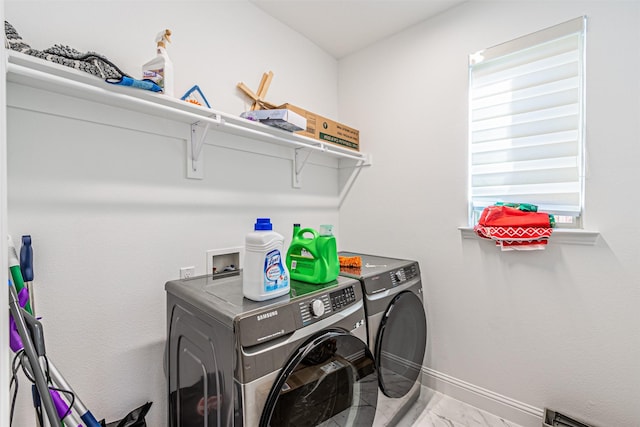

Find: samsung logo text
<box><xmin>257</xmin><ymin>311</ymin><xmax>278</xmax><ymax>321</ymax></box>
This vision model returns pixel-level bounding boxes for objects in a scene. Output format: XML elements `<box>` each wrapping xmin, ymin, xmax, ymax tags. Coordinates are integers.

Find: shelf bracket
<box><xmin>187</xmin><ymin>121</ymin><xmax>210</xmax><ymax>179</ymax></box>
<box><xmin>338</xmin><ymin>154</ymin><xmax>372</xmax><ymax>207</ymax></box>
<box><xmin>292</xmin><ymin>148</ymin><xmax>313</xmax><ymax>188</ymax></box>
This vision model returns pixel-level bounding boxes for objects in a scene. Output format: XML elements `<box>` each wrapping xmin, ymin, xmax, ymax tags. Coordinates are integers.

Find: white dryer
<box><xmin>339</xmin><ymin>252</ymin><xmax>427</xmax><ymax>426</ymax></box>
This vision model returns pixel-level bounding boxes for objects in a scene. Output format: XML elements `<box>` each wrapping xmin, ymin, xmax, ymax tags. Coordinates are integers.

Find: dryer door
<box><xmin>259</xmin><ymin>329</ymin><xmax>378</xmax><ymax>427</ymax></box>
<box><xmin>375</xmin><ymin>290</ymin><xmax>427</xmax><ymax>398</ymax></box>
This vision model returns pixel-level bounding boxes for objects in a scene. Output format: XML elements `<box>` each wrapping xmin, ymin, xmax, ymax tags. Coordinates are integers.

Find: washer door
<box><xmin>259</xmin><ymin>329</ymin><xmax>378</xmax><ymax>427</ymax></box>
<box><xmin>375</xmin><ymin>291</ymin><xmax>427</xmax><ymax>398</ymax></box>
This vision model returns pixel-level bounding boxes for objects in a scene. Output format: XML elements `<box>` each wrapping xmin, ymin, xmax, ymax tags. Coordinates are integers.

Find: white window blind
<box><xmin>469</xmin><ymin>17</ymin><xmax>586</xmax><ymax>224</ymax></box>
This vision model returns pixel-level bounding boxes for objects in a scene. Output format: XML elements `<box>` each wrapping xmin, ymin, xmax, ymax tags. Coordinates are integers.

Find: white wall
<box><xmin>1</xmin><ymin>0</ymin><xmax>10</xmax><ymax>425</ymax></box>
<box><xmin>7</xmin><ymin>1</ymin><xmax>640</xmax><ymax>427</ymax></box>
<box><xmin>5</xmin><ymin>1</ymin><xmax>341</xmax><ymax>425</ymax></box>
<box><xmin>338</xmin><ymin>1</ymin><xmax>640</xmax><ymax>426</ymax></box>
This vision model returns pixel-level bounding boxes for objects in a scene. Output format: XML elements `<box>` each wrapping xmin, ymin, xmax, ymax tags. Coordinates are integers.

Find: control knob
<box><xmin>394</xmin><ymin>270</ymin><xmax>403</xmax><ymax>282</ymax></box>
<box><xmin>310</xmin><ymin>299</ymin><xmax>325</xmax><ymax>317</ymax></box>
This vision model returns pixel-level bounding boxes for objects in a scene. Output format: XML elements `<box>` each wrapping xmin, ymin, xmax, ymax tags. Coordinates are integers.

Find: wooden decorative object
<box><xmin>237</xmin><ymin>71</ymin><xmax>277</xmax><ymax>110</ymax></box>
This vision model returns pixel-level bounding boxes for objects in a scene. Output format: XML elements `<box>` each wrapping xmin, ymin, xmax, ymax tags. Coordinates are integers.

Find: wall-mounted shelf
<box><xmin>458</xmin><ymin>227</ymin><xmax>600</xmax><ymax>246</ymax></box>
<box><xmin>5</xmin><ymin>51</ymin><xmax>370</xmax><ymax>186</ymax></box>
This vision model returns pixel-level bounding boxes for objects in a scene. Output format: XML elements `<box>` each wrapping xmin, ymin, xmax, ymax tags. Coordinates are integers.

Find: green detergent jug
<box><xmin>286</xmin><ymin>224</ymin><xmax>339</xmax><ymax>284</ymax></box>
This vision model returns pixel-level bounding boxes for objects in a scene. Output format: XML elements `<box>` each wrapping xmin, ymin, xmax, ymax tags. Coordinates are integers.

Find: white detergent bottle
<box><xmin>244</xmin><ymin>218</ymin><xmax>290</xmax><ymax>301</ymax></box>
<box><xmin>142</xmin><ymin>29</ymin><xmax>174</xmax><ymax>96</ymax></box>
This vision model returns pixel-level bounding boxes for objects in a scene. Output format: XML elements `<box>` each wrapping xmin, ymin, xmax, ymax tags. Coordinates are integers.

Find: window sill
<box><xmin>458</xmin><ymin>227</ymin><xmax>600</xmax><ymax>246</ymax></box>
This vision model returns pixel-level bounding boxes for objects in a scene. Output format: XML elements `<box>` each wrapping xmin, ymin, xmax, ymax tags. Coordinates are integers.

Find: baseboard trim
<box><xmin>422</xmin><ymin>367</ymin><xmax>544</xmax><ymax>427</ymax></box>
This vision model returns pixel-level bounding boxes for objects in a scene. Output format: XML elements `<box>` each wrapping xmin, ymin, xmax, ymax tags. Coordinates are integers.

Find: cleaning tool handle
<box><xmin>7</xmin><ymin>235</ymin><xmax>20</xmax><ymax>269</ymax></box>
<box><xmin>51</xmin><ymin>389</ymin><xmax>81</xmax><ymax>426</ymax></box>
<box><xmin>20</xmin><ymin>235</ymin><xmax>34</xmax><ymax>282</ymax></box>
<box><xmin>8</xmin><ymin>284</ymin><xmax>59</xmax><ymax>425</ymax></box>
<box><xmin>8</xmin><ymin>235</ymin><xmax>32</xmax><ymax>314</ymax></box>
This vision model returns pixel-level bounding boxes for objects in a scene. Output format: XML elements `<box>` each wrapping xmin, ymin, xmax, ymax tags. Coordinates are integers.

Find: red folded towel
<box><xmin>474</xmin><ymin>205</ymin><xmax>553</xmax><ymax>251</ymax></box>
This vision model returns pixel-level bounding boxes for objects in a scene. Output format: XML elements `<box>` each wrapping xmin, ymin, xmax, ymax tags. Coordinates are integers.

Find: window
<box><xmin>468</xmin><ymin>17</ymin><xmax>586</xmax><ymax>227</ymax></box>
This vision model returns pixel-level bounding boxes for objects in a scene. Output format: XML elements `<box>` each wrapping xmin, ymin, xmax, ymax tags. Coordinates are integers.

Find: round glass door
<box><xmin>259</xmin><ymin>329</ymin><xmax>378</xmax><ymax>427</ymax></box>
<box><xmin>375</xmin><ymin>291</ymin><xmax>427</xmax><ymax>398</ymax></box>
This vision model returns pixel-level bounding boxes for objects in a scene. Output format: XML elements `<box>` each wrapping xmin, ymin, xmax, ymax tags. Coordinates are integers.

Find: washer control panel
<box><xmin>390</xmin><ymin>264</ymin><xmax>419</xmax><ymax>287</ymax></box>
<box><xmin>299</xmin><ymin>294</ymin><xmax>331</xmax><ymax>325</ymax></box>
<box><xmin>329</xmin><ymin>285</ymin><xmax>357</xmax><ymax>310</ymax></box>
<box><xmin>298</xmin><ymin>285</ymin><xmax>357</xmax><ymax>326</ymax></box>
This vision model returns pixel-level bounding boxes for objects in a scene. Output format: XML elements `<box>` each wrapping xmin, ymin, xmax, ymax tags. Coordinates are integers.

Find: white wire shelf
<box><xmin>5</xmin><ymin>51</ymin><xmax>369</xmax><ymax>183</ymax></box>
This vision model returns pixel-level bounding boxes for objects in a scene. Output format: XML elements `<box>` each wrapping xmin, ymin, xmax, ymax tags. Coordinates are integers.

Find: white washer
<box><xmin>339</xmin><ymin>252</ymin><xmax>427</xmax><ymax>426</ymax></box>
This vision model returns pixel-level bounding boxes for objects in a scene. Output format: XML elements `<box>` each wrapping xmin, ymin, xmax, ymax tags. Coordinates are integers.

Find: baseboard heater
<box><xmin>544</xmin><ymin>408</ymin><xmax>594</xmax><ymax>427</ymax></box>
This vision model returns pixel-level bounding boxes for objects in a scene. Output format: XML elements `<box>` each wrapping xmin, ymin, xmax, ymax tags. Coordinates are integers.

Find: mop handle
<box><xmin>8</xmin><ymin>235</ymin><xmax>32</xmax><ymax>314</ymax></box>
<box><xmin>8</xmin><ymin>282</ymin><xmax>59</xmax><ymax>425</ymax></box>
<box><xmin>48</xmin><ymin>362</ymin><xmax>102</xmax><ymax>427</ymax></box>
<box><xmin>20</xmin><ymin>235</ymin><xmax>34</xmax><ymax>282</ymax></box>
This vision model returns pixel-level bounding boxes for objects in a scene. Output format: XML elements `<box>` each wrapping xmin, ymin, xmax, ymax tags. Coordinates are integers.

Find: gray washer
<box><xmin>339</xmin><ymin>252</ymin><xmax>427</xmax><ymax>427</ymax></box>
<box><xmin>166</xmin><ymin>273</ymin><xmax>378</xmax><ymax>426</ymax></box>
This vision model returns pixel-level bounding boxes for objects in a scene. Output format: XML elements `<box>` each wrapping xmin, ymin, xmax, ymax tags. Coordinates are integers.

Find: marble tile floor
<box><xmin>384</xmin><ymin>386</ymin><xmax>525</xmax><ymax>427</ymax></box>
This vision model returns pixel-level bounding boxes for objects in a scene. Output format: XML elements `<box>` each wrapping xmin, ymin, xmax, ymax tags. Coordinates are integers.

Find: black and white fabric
<box><xmin>4</xmin><ymin>20</ymin><xmax>127</xmax><ymax>80</ymax></box>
